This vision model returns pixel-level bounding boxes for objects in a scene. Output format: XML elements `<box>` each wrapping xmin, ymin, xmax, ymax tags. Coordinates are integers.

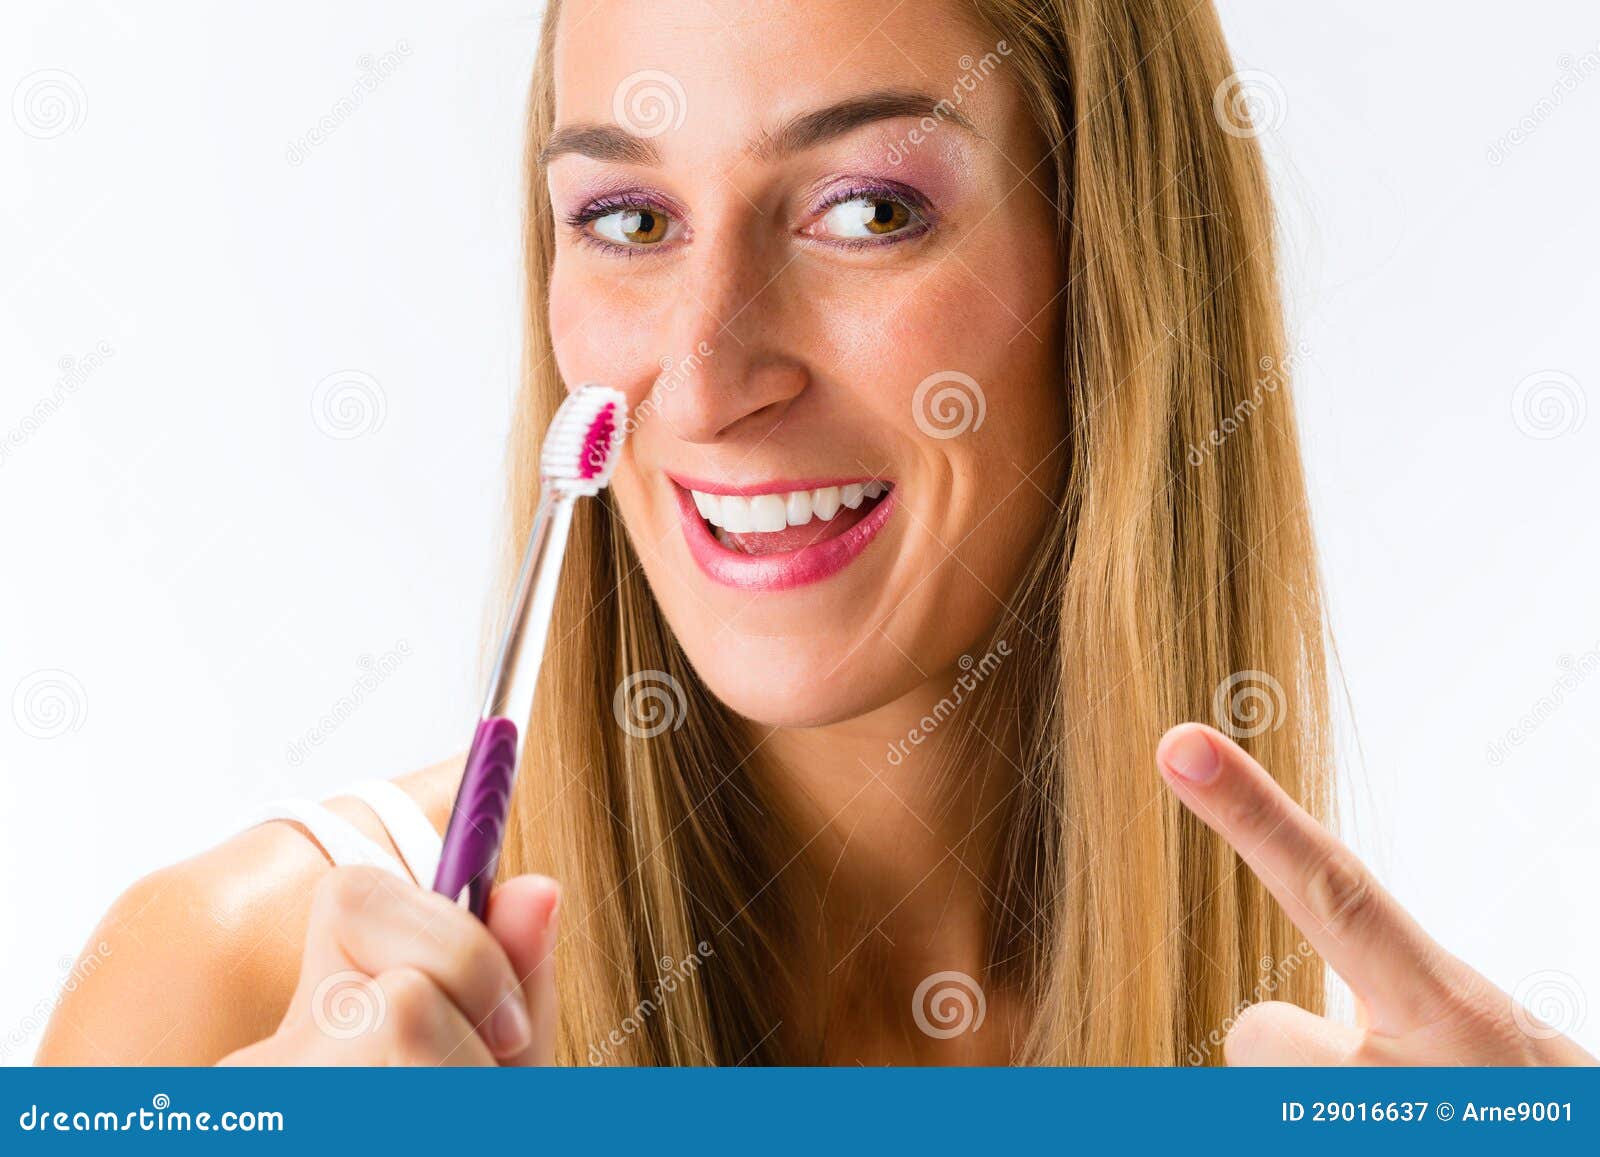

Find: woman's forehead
<box><xmin>549</xmin><ymin>0</ymin><xmax>1012</xmax><ymax>152</ymax></box>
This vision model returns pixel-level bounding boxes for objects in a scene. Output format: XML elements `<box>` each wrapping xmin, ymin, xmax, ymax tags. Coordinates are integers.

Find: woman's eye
<box><xmin>814</xmin><ymin>195</ymin><xmax>918</xmax><ymax>240</ymax></box>
<box><xmin>588</xmin><ymin>205</ymin><xmax>674</xmax><ymax>247</ymax></box>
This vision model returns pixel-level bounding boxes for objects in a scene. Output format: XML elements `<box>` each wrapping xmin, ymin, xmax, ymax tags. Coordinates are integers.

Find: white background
<box><xmin>3</xmin><ymin>1</ymin><xmax>1597</xmax><ymax>1062</ymax></box>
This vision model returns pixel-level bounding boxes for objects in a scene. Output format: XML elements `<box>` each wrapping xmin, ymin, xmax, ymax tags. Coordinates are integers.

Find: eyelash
<box><xmin>564</xmin><ymin>194</ymin><xmax>679</xmax><ymax>259</ymax></box>
<box><xmin>809</xmin><ymin>181</ymin><xmax>934</xmax><ymax>250</ymax></box>
<box><xmin>563</xmin><ymin>182</ymin><xmax>934</xmax><ymax>256</ymax></box>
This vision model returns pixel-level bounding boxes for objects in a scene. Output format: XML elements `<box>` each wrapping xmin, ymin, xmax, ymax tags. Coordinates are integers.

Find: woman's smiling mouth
<box><xmin>668</xmin><ymin>474</ymin><xmax>897</xmax><ymax>591</ymax></box>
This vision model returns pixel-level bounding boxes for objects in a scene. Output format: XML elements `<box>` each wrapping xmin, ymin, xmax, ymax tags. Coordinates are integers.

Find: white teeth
<box><xmin>688</xmin><ymin>481</ymin><xmax>889</xmax><ymax>532</ymax></box>
<box><xmin>784</xmin><ymin>489</ymin><xmax>813</xmax><ymax>526</ymax></box>
<box><xmin>719</xmin><ymin>495</ymin><xmax>753</xmax><ymax>533</ymax></box>
<box><xmin>749</xmin><ymin>494</ymin><xmax>787</xmax><ymax>532</ymax></box>
<box><xmin>811</xmin><ymin>486</ymin><xmax>841</xmax><ymax>520</ymax></box>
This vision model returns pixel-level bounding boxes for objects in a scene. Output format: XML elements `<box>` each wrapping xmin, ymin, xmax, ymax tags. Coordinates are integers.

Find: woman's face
<box><xmin>546</xmin><ymin>0</ymin><xmax>1067</xmax><ymax>728</ymax></box>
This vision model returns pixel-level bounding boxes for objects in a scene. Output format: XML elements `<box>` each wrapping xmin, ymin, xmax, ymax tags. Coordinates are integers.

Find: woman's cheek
<box><xmin>547</xmin><ymin>261</ymin><xmax>664</xmax><ymax>394</ymax></box>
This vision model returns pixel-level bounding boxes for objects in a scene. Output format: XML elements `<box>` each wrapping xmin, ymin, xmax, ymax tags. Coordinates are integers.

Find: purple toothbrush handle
<box><xmin>432</xmin><ymin>716</ymin><xmax>519</xmax><ymax>919</ymax></box>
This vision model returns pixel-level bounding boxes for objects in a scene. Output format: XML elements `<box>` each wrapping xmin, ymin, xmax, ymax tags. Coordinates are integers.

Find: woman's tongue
<box><xmin>715</xmin><ymin>499</ymin><xmax>874</xmax><ymax>556</ymax></box>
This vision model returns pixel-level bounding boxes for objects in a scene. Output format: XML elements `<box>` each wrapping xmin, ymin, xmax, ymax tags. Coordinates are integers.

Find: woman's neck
<box><xmin>751</xmin><ymin>661</ymin><xmax>1026</xmax><ymax>1063</ymax></box>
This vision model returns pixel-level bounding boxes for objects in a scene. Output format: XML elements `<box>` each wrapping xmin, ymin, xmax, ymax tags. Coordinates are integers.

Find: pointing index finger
<box><xmin>1157</xmin><ymin>722</ymin><xmax>1460</xmax><ymax>1031</ymax></box>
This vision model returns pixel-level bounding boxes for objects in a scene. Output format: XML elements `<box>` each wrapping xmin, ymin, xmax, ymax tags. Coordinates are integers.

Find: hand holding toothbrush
<box><xmin>220</xmin><ymin>866</ymin><xmax>561</xmax><ymax>1065</ymax></box>
<box><xmin>222</xmin><ymin>385</ymin><xmax>627</xmax><ymax>1066</ymax></box>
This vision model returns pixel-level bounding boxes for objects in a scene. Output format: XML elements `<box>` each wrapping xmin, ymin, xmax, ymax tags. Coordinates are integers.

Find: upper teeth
<box><xmin>691</xmin><ymin>482</ymin><xmax>887</xmax><ymax>533</ymax></box>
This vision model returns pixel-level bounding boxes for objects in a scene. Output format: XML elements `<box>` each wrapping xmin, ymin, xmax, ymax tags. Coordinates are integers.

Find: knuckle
<box><xmin>405</xmin><ymin>899</ymin><xmax>476</xmax><ymax>959</ymax></box>
<box><xmin>1301</xmin><ymin>849</ymin><xmax>1376</xmax><ymax>937</ymax></box>
<box><xmin>419</xmin><ymin>908</ymin><xmax>508</xmax><ymax>986</ymax></box>
<box><xmin>378</xmin><ymin>967</ymin><xmax>443</xmax><ymax>1043</ymax></box>
<box><xmin>450</xmin><ymin>934</ymin><xmax>503</xmax><ymax>987</ymax></box>
<box><xmin>1222</xmin><ymin>787</ymin><xmax>1279</xmax><ymax>835</ymax></box>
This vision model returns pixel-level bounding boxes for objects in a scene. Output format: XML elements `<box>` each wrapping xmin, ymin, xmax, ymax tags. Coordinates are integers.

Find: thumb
<box><xmin>484</xmin><ymin>874</ymin><xmax>561</xmax><ymax>1066</ymax></box>
<box><xmin>1225</xmin><ymin>1001</ymin><xmax>1362</xmax><ymax>1066</ymax></box>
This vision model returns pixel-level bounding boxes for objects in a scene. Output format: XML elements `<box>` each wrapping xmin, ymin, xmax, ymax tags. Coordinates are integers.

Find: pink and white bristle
<box><xmin>542</xmin><ymin>384</ymin><xmax>628</xmax><ymax>495</ymax></box>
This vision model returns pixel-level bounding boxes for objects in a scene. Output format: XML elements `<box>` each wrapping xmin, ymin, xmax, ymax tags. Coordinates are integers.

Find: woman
<box><xmin>38</xmin><ymin>0</ymin><xmax>1592</xmax><ymax>1066</ymax></box>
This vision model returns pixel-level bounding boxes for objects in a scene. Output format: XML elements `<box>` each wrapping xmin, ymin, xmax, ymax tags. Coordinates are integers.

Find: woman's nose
<box><xmin>650</xmin><ymin>230</ymin><xmax>810</xmax><ymax>447</ymax></box>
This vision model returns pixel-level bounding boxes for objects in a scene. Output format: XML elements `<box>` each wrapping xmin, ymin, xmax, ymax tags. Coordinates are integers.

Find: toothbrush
<box><xmin>432</xmin><ymin>383</ymin><xmax>628</xmax><ymax>919</ymax></box>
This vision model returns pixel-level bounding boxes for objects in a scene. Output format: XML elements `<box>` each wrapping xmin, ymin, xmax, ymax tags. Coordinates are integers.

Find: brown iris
<box><xmin>862</xmin><ymin>198</ymin><xmax>911</xmax><ymax>235</ymax></box>
<box><xmin>618</xmin><ymin>208</ymin><xmax>667</xmax><ymax>244</ymax></box>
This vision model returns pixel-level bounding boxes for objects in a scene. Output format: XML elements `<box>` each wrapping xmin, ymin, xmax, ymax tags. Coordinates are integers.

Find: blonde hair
<box><xmin>499</xmin><ymin>0</ymin><xmax>1330</xmax><ymax>1065</ymax></box>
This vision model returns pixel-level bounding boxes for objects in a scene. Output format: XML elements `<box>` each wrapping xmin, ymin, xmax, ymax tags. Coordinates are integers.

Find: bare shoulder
<box><xmin>34</xmin><ymin>756</ymin><xmax>463</xmax><ymax>1066</ymax></box>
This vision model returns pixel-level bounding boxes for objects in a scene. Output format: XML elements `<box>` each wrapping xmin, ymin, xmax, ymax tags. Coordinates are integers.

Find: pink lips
<box><xmin>669</xmin><ymin>476</ymin><xmax>898</xmax><ymax>592</ymax></box>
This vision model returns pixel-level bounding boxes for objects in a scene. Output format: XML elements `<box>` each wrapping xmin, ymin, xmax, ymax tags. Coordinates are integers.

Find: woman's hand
<box><xmin>1157</xmin><ymin>722</ymin><xmax>1595</xmax><ymax>1066</ymax></box>
<box><xmin>220</xmin><ymin>866</ymin><xmax>560</xmax><ymax>1066</ymax></box>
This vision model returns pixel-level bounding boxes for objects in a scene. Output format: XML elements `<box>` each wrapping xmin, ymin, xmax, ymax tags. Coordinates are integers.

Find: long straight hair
<box><xmin>498</xmin><ymin>0</ymin><xmax>1331</xmax><ymax>1065</ymax></box>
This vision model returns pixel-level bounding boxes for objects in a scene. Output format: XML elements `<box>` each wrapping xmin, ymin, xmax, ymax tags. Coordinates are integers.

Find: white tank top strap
<box><xmin>250</xmin><ymin>798</ymin><xmax>413</xmax><ymax>882</ymax></box>
<box><xmin>345</xmin><ymin>779</ymin><xmax>443</xmax><ymax>886</ymax></box>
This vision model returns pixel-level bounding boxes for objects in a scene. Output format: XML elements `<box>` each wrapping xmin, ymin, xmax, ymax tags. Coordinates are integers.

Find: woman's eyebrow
<box><xmin>752</xmin><ymin>89</ymin><xmax>979</xmax><ymax>159</ymax></box>
<box><xmin>539</xmin><ymin>88</ymin><xmax>976</xmax><ymax>167</ymax></box>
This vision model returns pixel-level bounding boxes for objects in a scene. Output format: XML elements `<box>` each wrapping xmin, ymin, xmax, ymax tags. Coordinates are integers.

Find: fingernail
<box><xmin>489</xmin><ymin>993</ymin><xmax>533</xmax><ymax>1055</ymax></box>
<box><xmin>1162</xmin><ymin>726</ymin><xmax>1220</xmax><ymax>784</ymax></box>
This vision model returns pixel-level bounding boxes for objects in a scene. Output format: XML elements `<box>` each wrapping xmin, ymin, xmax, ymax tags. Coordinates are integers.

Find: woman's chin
<box><xmin>692</xmin><ymin>657</ymin><xmax>920</xmax><ymax>732</ymax></box>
